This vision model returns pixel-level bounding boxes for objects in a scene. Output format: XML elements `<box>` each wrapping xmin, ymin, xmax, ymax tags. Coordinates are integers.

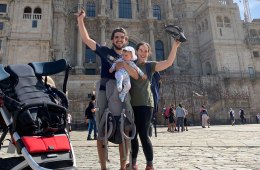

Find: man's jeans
<box><xmin>88</xmin><ymin>118</ymin><xmax>97</xmax><ymax>137</ymax></box>
<box><xmin>177</xmin><ymin>117</ymin><xmax>184</xmax><ymax>132</ymax></box>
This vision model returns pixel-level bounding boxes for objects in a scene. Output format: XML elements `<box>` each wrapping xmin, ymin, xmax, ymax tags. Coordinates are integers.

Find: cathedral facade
<box><xmin>0</xmin><ymin>0</ymin><xmax>260</xmax><ymax>125</ymax></box>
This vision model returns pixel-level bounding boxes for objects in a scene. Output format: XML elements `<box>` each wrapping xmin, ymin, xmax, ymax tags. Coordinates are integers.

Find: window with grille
<box><xmin>86</xmin><ymin>2</ymin><xmax>95</xmax><ymax>17</ymax></box>
<box><xmin>216</xmin><ymin>16</ymin><xmax>223</xmax><ymax>27</ymax></box>
<box><xmin>0</xmin><ymin>4</ymin><xmax>7</xmax><ymax>13</ymax></box>
<box><xmin>33</xmin><ymin>7</ymin><xmax>42</xmax><ymax>20</ymax></box>
<box><xmin>119</xmin><ymin>0</ymin><xmax>132</xmax><ymax>19</ymax></box>
<box><xmin>32</xmin><ymin>20</ymin><xmax>37</xmax><ymax>28</ymax></box>
<box><xmin>155</xmin><ymin>40</ymin><xmax>164</xmax><ymax>61</ymax></box>
<box><xmin>23</xmin><ymin>7</ymin><xmax>32</xmax><ymax>19</ymax></box>
<box><xmin>153</xmin><ymin>5</ymin><xmax>161</xmax><ymax>20</ymax></box>
<box><xmin>0</xmin><ymin>22</ymin><xmax>4</xmax><ymax>30</ymax></box>
<box><xmin>224</xmin><ymin>16</ymin><xmax>231</xmax><ymax>28</ymax></box>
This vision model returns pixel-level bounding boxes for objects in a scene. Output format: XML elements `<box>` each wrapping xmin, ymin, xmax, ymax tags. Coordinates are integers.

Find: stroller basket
<box><xmin>0</xmin><ymin>59</ymin><xmax>76</xmax><ymax>170</ymax></box>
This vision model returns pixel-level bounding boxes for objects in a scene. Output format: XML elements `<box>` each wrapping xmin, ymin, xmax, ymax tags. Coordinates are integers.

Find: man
<box><xmin>175</xmin><ymin>104</ymin><xmax>185</xmax><ymax>132</ymax></box>
<box><xmin>85</xmin><ymin>95</ymin><xmax>97</xmax><ymax>140</ymax></box>
<box><xmin>77</xmin><ymin>9</ymin><xmax>138</xmax><ymax>170</ymax></box>
<box><xmin>239</xmin><ymin>109</ymin><xmax>246</xmax><ymax>124</ymax></box>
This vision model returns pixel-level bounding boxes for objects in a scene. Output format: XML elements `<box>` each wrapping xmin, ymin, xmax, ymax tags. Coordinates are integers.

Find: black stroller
<box><xmin>0</xmin><ymin>59</ymin><xmax>76</xmax><ymax>170</ymax></box>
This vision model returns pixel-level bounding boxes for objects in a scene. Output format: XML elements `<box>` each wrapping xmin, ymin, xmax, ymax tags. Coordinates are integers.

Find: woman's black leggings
<box><xmin>131</xmin><ymin>106</ymin><xmax>153</xmax><ymax>162</ymax></box>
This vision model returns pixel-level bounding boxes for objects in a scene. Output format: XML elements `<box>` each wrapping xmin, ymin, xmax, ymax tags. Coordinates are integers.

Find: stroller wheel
<box><xmin>165</xmin><ymin>25</ymin><xmax>187</xmax><ymax>42</ymax></box>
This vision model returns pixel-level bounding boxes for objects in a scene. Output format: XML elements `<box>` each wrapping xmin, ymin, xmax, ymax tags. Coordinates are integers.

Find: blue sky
<box><xmin>233</xmin><ymin>0</ymin><xmax>260</xmax><ymax>20</ymax></box>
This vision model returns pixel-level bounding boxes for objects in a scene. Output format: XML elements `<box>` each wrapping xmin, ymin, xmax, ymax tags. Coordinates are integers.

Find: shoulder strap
<box><xmin>145</xmin><ymin>62</ymin><xmax>152</xmax><ymax>81</ymax></box>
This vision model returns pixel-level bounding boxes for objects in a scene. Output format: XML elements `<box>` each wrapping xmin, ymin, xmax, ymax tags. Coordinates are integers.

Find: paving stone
<box><xmin>1</xmin><ymin>124</ymin><xmax>260</xmax><ymax>169</ymax></box>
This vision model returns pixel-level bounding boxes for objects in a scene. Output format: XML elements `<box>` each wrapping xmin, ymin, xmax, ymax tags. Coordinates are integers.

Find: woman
<box><xmin>129</xmin><ymin>40</ymin><xmax>181</xmax><ymax>170</ymax></box>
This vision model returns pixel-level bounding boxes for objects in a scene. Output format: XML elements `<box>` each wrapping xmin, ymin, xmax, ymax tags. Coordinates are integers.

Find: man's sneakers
<box><xmin>87</xmin><ymin>135</ymin><xmax>97</xmax><ymax>140</ymax></box>
<box><xmin>87</xmin><ymin>136</ymin><xmax>93</xmax><ymax>140</ymax></box>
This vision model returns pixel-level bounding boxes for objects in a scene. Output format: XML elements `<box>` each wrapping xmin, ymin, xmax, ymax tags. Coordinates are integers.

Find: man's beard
<box><xmin>113</xmin><ymin>43</ymin><xmax>124</xmax><ymax>50</ymax></box>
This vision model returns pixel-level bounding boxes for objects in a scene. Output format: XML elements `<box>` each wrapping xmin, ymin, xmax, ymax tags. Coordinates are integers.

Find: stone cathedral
<box><xmin>0</xmin><ymin>0</ymin><xmax>259</xmax><ymax>126</ymax></box>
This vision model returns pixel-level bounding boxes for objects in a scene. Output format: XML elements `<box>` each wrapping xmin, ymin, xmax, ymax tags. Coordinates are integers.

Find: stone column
<box><xmin>148</xmin><ymin>19</ymin><xmax>155</xmax><ymax>60</ymax></box>
<box><xmin>100</xmin><ymin>0</ymin><xmax>106</xmax><ymax>15</ymax></box>
<box><xmin>99</xmin><ymin>17</ymin><xmax>106</xmax><ymax>45</ymax></box>
<box><xmin>75</xmin><ymin>0</ymin><xmax>84</xmax><ymax>74</ymax></box>
<box><xmin>131</xmin><ymin>0</ymin><xmax>136</xmax><ymax>19</ymax></box>
<box><xmin>147</xmin><ymin>0</ymin><xmax>152</xmax><ymax>18</ymax></box>
<box><xmin>113</xmin><ymin>0</ymin><xmax>118</xmax><ymax>18</ymax></box>
<box><xmin>166</xmin><ymin>0</ymin><xmax>173</xmax><ymax>19</ymax></box>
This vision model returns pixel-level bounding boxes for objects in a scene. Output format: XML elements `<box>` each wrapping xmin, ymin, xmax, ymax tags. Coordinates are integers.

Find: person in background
<box><xmin>175</xmin><ymin>104</ymin><xmax>186</xmax><ymax>132</ymax></box>
<box><xmin>85</xmin><ymin>95</ymin><xmax>97</xmax><ymax>140</ymax></box>
<box><xmin>183</xmin><ymin>108</ymin><xmax>189</xmax><ymax>131</ymax></box>
<box><xmin>200</xmin><ymin>105</ymin><xmax>209</xmax><ymax>128</ymax></box>
<box><xmin>239</xmin><ymin>109</ymin><xmax>246</xmax><ymax>124</ymax></box>
<box><xmin>168</xmin><ymin>104</ymin><xmax>175</xmax><ymax>132</ymax></box>
<box><xmin>256</xmin><ymin>113</ymin><xmax>260</xmax><ymax>124</ymax></box>
<box><xmin>229</xmin><ymin>108</ymin><xmax>235</xmax><ymax>126</ymax></box>
<box><xmin>67</xmin><ymin>113</ymin><xmax>72</xmax><ymax>132</ymax></box>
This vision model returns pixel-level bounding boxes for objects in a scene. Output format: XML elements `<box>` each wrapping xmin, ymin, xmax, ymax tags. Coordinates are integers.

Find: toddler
<box><xmin>109</xmin><ymin>46</ymin><xmax>146</xmax><ymax>102</ymax></box>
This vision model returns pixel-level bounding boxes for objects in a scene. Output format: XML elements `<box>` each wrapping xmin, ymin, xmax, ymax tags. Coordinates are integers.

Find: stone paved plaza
<box><xmin>1</xmin><ymin>124</ymin><xmax>260</xmax><ymax>170</ymax></box>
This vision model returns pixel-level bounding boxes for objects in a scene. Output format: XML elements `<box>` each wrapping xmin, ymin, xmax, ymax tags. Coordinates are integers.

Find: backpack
<box><xmin>164</xmin><ymin>107</ymin><xmax>170</xmax><ymax>119</ymax></box>
<box><xmin>146</xmin><ymin>62</ymin><xmax>161</xmax><ymax>137</ymax></box>
<box><xmin>145</xmin><ymin>62</ymin><xmax>161</xmax><ymax>113</ymax></box>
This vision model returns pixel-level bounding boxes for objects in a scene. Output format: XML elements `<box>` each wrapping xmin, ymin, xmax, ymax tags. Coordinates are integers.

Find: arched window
<box><xmin>85</xmin><ymin>45</ymin><xmax>96</xmax><ymax>63</ymax></box>
<box><xmin>153</xmin><ymin>5</ymin><xmax>161</xmax><ymax>20</ymax></box>
<box><xmin>216</xmin><ymin>16</ymin><xmax>223</xmax><ymax>27</ymax></box>
<box><xmin>155</xmin><ymin>40</ymin><xmax>164</xmax><ymax>61</ymax></box>
<box><xmin>23</xmin><ymin>7</ymin><xmax>32</xmax><ymax>19</ymax></box>
<box><xmin>34</xmin><ymin>7</ymin><xmax>41</xmax><ymax>14</ymax></box>
<box><xmin>224</xmin><ymin>16</ymin><xmax>231</xmax><ymax>27</ymax></box>
<box><xmin>250</xmin><ymin>29</ymin><xmax>257</xmax><ymax>37</ymax></box>
<box><xmin>119</xmin><ymin>0</ymin><xmax>132</xmax><ymax>19</ymax></box>
<box><xmin>204</xmin><ymin>62</ymin><xmax>212</xmax><ymax>75</ymax></box>
<box><xmin>33</xmin><ymin>7</ymin><xmax>42</xmax><ymax>20</ymax></box>
<box><xmin>128</xmin><ymin>41</ymin><xmax>136</xmax><ymax>49</ymax></box>
<box><xmin>86</xmin><ymin>2</ymin><xmax>95</xmax><ymax>17</ymax></box>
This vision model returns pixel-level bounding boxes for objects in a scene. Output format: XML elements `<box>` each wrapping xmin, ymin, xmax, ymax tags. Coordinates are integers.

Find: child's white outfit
<box><xmin>110</xmin><ymin>47</ymin><xmax>144</xmax><ymax>102</ymax></box>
